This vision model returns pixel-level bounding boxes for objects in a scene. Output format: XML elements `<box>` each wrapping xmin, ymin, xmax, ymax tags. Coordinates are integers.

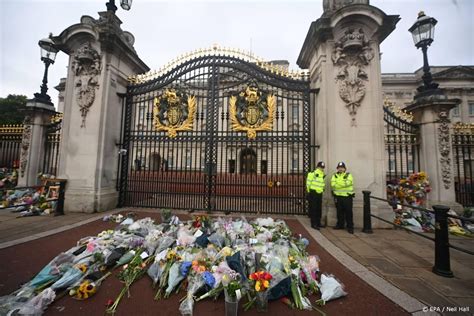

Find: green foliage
<box><xmin>0</xmin><ymin>94</ymin><xmax>28</xmax><ymax>125</ymax></box>
<box><xmin>463</xmin><ymin>207</ymin><xmax>473</xmax><ymax>218</ymax></box>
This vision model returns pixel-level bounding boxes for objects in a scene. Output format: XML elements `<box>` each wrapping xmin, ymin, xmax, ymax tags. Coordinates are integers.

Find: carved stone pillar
<box><xmin>17</xmin><ymin>101</ymin><xmax>56</xmax><ymax>186</ymax></box>
<box><xmin>406</xmin><ymin>95</ymin><xmax>462</xmax><ymax>211</ymax></box>
<box><xmin>52</xmin><ymin>11</ymin><xmax>149</xmax><ymax>213</ymax></box>
<box><xmin>298</xmin><ymin>3</ymin><xmax>399</xmax><ymax>227</ymax></box>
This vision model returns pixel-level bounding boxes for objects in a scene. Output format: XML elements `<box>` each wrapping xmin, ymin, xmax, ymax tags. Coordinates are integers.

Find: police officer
<box><xmin>306</xmin><ymin>161</ymin><xmax>326</xmax><ymax>230</ymax></box>
<box><xmin>331</xmin><ymin>162</ymin><xmax>354</xmax><ymax>234</ymax></box>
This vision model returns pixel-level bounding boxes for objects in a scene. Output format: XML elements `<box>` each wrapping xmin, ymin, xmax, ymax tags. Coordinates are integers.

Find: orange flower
<box><xmin>249</xmin><ymin>271</ymin><xmax>272</xmax><ymax>292</ymax></box>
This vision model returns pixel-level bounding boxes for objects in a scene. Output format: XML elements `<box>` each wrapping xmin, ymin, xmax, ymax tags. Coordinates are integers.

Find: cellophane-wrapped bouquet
<box><xmin>0</xmin><ymin>213</ymin><xmax>345</xmax><ymax>315</ymax></box>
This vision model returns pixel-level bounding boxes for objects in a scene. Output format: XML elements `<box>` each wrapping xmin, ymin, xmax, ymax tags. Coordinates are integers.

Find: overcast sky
<box><xmin>0</xmin><ymin>0</ymin><xmax>473</xmax><ymax>108</ymax></box>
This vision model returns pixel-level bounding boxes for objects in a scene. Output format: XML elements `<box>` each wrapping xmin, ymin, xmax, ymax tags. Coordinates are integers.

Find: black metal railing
<box><xmin>0</xmin><ymin>180</ymin><xmax>66</xmax><ymax>216</ymax></box>
<box><xmin>0</xmin><ymin>125</ymin><xmax>22</xmax><ymax>169</ymax></box>
<box><xmin>42</xmin><ymin>131</ymin><xmax>61</xmax><ymax>176</ymax></box>
<box><xmin>452</xmin><ymin>131</ymin><xmax>473</xmax><ymax>207</ymax></box>
<box><xmin>383</xmin><ymin>106</ymin><xmax>420</xmax><ymax>183</ymax></box>
<box><xmin>362</xmin><ymin>190</ymin><xmax>473</xmax><ymax>278</ymax></box>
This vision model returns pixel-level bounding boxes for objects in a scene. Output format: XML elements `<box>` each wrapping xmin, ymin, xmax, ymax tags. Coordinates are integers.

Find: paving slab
<box><xmin>365</xmin><ymin>257</ymin><xmax>406</xmax><ymax>275</ymax></box>
<box><xmin>378</xmin><ymin>246</ymin><xmax>433</xmax><ymax>268</ymax></box>
<box><xmin>355</xmin><ymin>270</ymin><xmax>426</xmax><ymax>313</ymax></box>
<box><xmin>415</xmin><ymin>269</ymin><xmax>474</xmax><ymax>298</ymax></box>
<box><xmin>320</xmin><ymin>224</ymin><xmax>474</xmax><ymax>316</ymax></box>
<box><xmin>386</xmin><ymin>276</ymin><xmax>456</xmax><ymax>307</ymax></box>
<box><xmin>396</xmin><ymin>240</ymin><xmax>435</xmax><ymax>259</ymax></box>
<box><xmin>336</xmin><ymin>236</ymin><xmax>384</xmax><ymax>257</ymax></box>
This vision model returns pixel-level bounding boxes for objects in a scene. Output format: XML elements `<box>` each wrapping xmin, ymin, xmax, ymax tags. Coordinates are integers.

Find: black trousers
<box><xmin>308</xmin><ymin>191</ymin><xmax>322</xmax><ymax>227</ymax></box>
<box><xmin>335</xmin><ymin>195</ymin><xmax>353</xmax><ymax>229</ymax></box>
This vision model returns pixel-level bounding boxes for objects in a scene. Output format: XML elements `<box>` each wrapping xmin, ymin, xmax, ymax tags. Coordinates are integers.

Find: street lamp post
<box><xmin>409</xmin><ymin>11</ymin><xmax>442</xmax><ymax>98</ymax></box>
<box><xmin>106</xmin><ymin>0</ymin><xmax>133</xmax><ymax>13</ymax></box>
<box><xmin>34</xmin><ymin>35</ymin><xmax>59</xmax><ymax>104</ymax></box>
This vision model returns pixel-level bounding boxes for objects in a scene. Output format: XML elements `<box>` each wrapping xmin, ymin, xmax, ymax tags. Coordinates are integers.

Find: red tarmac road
<box><xmin>0</xmin><ymin>212</ymin><xmax>408</xmax><ymax>316</ymax></box>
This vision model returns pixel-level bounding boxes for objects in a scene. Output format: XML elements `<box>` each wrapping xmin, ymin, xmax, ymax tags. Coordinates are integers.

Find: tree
<box><xmin>0</xmin><ymin>95</ymin><xmax>28</xmax><ymax>125</ymax></box>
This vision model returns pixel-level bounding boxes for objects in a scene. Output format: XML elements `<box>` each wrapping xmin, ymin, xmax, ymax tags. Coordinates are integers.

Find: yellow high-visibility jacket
<box><xmin>306</xmin><ymin>168</ymin><xmax>325</xmax><ymax>193</ymax></box>
<box><xmin>331</xmin><ymin>172</ymin><xmax>354</xmax><ymax>197</ymax></box>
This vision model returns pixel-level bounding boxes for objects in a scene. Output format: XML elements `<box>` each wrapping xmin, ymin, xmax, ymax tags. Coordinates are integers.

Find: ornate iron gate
<box><xmin>452</xmin><ymin>123</ymin><xmax>473</xmax><ymax>207</ymax></box>
<box><xmin>118</xmin><ymin>49</ymin><xmax>311</xmax><ymax>214</ymax></box>
<box><xmin>0</xmin><ymin>124</ymin><xmax>22</xmax><ymax>169</ymax></box>
<box><xmin>42</xmin><ymin>113</ymin><xmax>63</xmax><ymax>176</ymax></box>
<box><xmin>383</xmin><ymin>99</ymin><xmax>420</xmax><ymax>182</ymax></box>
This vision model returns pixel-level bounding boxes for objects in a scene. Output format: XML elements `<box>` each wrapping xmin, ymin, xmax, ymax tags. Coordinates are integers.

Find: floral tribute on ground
<box><xmin>0</xmin><ymin>173</ymin><xmax>59</xmax><ymax>216</ymax></box>
<box><xmin>386</xmin><ymin>172</ymin><xmax>434</xmax><ymax>232</ymax></box>
<box><xmin>387</xmin><ymin>172</ymin><xmax>473</xmax><ymax>236</ymax></box>
<box><xmin>0</xmin><ymin>213</ymin><xmax>347</xmax><ymax>315</ymax></box>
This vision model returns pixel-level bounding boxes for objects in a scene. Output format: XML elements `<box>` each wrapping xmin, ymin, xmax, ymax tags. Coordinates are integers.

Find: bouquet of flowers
<box><xmin>387</xmin><ymin>172</ymin><xmax>434</xmax><ymax>232</ymax></box>
<box><xmin>106</xmin><ymin>249</ymin><xmax>153</xmax><ymax>314</ymax></box>
<box><xmin>1</xmin><ymin>214</ymin><xmax>347</xmax><ymax>315</ymax></box>
<box><xmin>155</xmin><ymin>248</ymin><xmax>182</xmax><ymax>300</ymax></box>
<box><xmin>192</xmin><ymin>215</ymin><xmax>211</xmax><ymax>230</ymax></box>
<box><xmin>249</xmin><ymin>270</ymin><xmax>272</xmax><ymax>292</ymax></box>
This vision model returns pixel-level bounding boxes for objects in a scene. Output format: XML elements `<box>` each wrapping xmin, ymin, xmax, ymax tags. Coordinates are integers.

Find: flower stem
<box><xmin>106</xmin><ymin>286</ymin><xmax>128</xmax><ymax>314</ymax></box>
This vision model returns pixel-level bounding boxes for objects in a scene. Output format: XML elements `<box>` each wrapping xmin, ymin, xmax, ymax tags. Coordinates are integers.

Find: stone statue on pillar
<box><xmin>323</xmin><ymin>0</ymin><xmax>370</xmax><ymax>13</ymax></box>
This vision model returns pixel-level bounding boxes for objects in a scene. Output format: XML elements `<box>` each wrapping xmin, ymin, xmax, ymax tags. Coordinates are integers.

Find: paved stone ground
<box><xmin>0</xmin><ymin>209</ymin><xmax>118</xmax><ymax>248</ymax></box>
<box><xmin>0</xmin><ymin>208</ymin><xmax>472</xmax><ymax>315</ymax></box>
<box><xmin>316</xmin><ymin>223</ymin><xmax>474</xmax><ymax>316</ymax></box>
<box><xmin>0</xmin><ymin>209</ymin><xmax>407</xmax><ymax>316</ymax></box>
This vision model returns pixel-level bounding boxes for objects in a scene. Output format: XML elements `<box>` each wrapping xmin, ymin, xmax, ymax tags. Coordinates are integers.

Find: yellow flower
<box><xmin>221</xmin><ymin>247</ymin><xmax>232</xmax><ymax>257</ymax></box>
<box><xmin>76</xmin><ymin>264</ymin><xmax>87</xmax><ymax>273</ymax></box>
<box><xmin>255</xmin><ymin>281</ymin><xmax>261</xmax><ymax>291</ymax></box>
<box><xmin>263</xmin><ymin>280</ymin><xmax>270</xmax><ymax>289</ymax></box>
<box><xmin>166</xmin><ymin>250</ymin><xmax>177</xmax><ymax>260</ymax></box>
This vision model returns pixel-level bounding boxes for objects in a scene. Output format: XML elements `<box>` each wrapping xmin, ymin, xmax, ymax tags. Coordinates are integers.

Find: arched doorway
<box><xmin>240</xmin><ymin>148</ymin><xmax>257</xmax><ymax>174</ymax></box>
<box><xmin>150</xmin><ymin>153</ymin><xmax>161</xmax><ymax>171</ymax></box>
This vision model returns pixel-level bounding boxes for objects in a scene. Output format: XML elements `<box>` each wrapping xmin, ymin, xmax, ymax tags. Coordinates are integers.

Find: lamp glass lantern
<box><xmin>39</xmin><ymin>37</ymin><xmax>59</xmax><ymax>64</ymax></box>
<box><xmin>409</xmin><ymin>11</ymin><xmax>437</xmax><ymax>48</ymax></box>
<box><xmin>120</xmin><ymin>0</ymin><xmax>132</xmax><ymax>10</ymax></box>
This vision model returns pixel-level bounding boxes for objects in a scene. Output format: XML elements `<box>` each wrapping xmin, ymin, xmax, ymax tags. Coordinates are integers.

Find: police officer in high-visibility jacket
<box><xmin>331</xmin><ymin>162</ymin><xmax>354</xmax><ymax>234</ymax></box>
<box><xmin>306</xmin><ymin>161</ymin><xmax>326</xmax><ymax>230</ymax></box>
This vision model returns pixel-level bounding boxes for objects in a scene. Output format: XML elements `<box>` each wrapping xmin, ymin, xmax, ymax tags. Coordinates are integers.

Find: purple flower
<box><xmin>180</xmin><ymin>261</ymin><xmax>192</xmax><ymax>277</ymax></box>
<box><xmin>202</xmin><ymin>271</ymin><xmax>216</xmax><ymax>288</ymax></box>
<box><xmin>129</xmin><ymin>237</ymin><xmax>144</xmax><ymax>248</ymax></box>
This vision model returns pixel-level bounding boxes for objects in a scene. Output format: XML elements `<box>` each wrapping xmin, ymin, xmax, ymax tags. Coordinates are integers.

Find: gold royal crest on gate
<box><xmin>153</xmin><ymin>88</ymin><xmax>196</xmax><ymax>138</ymax></box>
<box><xmin>229</xmin><ymin>84</ymin><xmax>275</xmax><ymax>139</ymax></box>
